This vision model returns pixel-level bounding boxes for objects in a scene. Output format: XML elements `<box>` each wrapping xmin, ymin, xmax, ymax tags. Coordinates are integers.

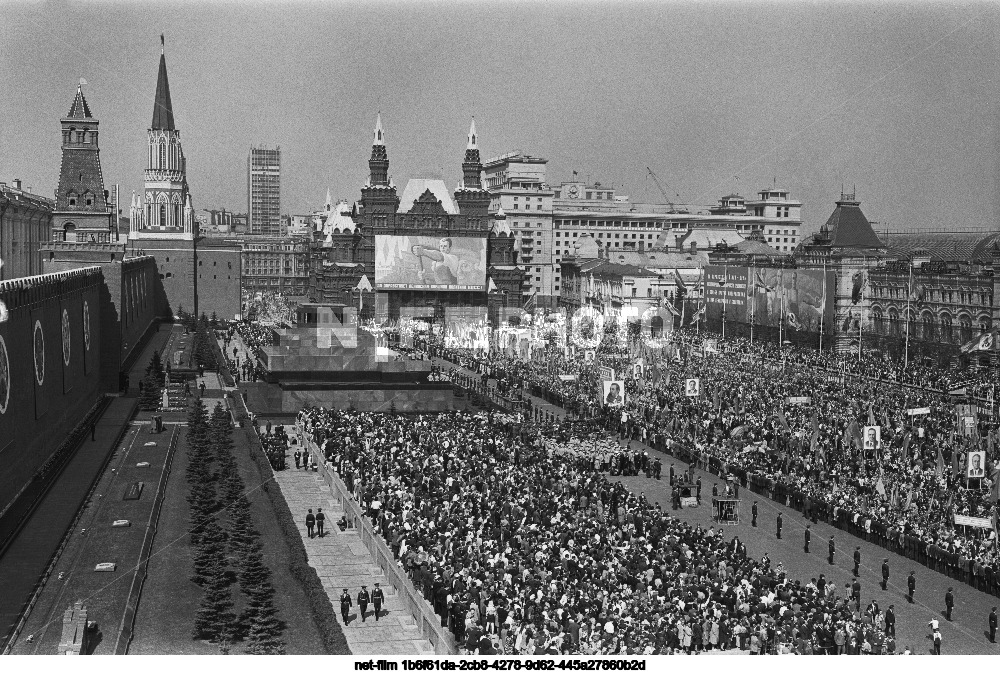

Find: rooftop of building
<box><xmin>881</xmin><ymin>230</ymin><xmax>1000</xmax><ymax>265</ymax></box>
<box><xmin>483</xmin><ymin>151</ymin><xmax>548</xmax><ymax>168</ymax></box>
<box><xmin>0</xmin><ymin>181</ymin><xmax>54</xmax><ymax>210</ymax></box>
<box><xmin>397</xmin><ymin>179</ymin><xmax>458</xmax><ymax>215</ymax></box>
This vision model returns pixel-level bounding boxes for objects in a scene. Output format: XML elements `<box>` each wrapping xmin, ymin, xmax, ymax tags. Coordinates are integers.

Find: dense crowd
<box><xmin>430</xmin><ymin>328</ymin><xmax>1000</xmax><ymax>584</ymax></box>
<box><xmin>300</xmin><ymin>408</ymin><xmax>906</xmax><ymax>655</ymax></box>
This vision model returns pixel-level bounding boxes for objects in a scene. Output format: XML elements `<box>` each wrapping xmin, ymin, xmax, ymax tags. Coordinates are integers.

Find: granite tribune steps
<box><xmin>272</xmin><ymin>469</ymin><xmax>435</xmax><ymax>655</ymax></box>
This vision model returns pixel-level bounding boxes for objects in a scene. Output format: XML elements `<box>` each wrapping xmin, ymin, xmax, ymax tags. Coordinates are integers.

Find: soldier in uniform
<box><xmin>885</xmin><ymin>605</ymin><xmax>895</xmax><ymax>637</ymax></box>
<box><xmin>776</xmin><ymin>512</ymin><xmax>782</xmax><ymax>539</ymax></box>
<box><xmin>907</xmin><ymin>571</ymin><xmax>916</xmax><ymax>603</ymax></box>
<box><xmin>316</xmin><ymin>507</ymin><xmax>325</xmax><ymax>537</ymax></box>
<box><xmin>829</xmin><ymin>536</ymin><xmax>836</xmax><ymax>565</ymax></box>
<box><xmin>751</xmin><ymin>501</ymin><xmax>758</xmax><ymax>527</ymax></box>
<box><xmin>340</xmin><ymin>588</ymin><xmax>353</xmax><ymax>625</ymax></box>
<box><xmin>945</xmin><ymin>587</ymin><xmax>954</xmax><ymax>621</ymax></box>
<box><xmin>853</xmin><ymin>546</ymin><xmax>861</xmax><ymax>577</ymax></box>
<box><xmin>306</xmin><ymin>508</ymin><xmax>316</xmax><ymax>538</ymax></box>
<box><xmin>804</xmin><ymin>525</ymin><xmax>811</xmax><ymax>553</ymax></box>
<box><xmin>989</xmin><ymin>607</ymin><xmax>997</xmax><ymax>643</ymax></box>
<box><xmin>881</xmin><ymin>559</ymin><xmax>890</xmax><ymax>591</ymax></box>
<box><xmin>358</xmin><ymin>585</ymin><xmax>371</xmax><ymax>622</ymax></box>
<box><xmin>372</xmin><ymin>582</ymin><xmax>385</xmax><ymax>621</ymax></box>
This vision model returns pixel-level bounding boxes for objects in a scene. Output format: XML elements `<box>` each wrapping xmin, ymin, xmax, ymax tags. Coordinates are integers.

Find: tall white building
<box><xmin>482</xmin><ymin>152</ymin><xmax>555</xmax><ymax>307</ymax></box>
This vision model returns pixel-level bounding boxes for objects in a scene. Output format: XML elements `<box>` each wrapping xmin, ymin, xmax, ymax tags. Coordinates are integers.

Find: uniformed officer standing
<box><xmin>853</xmin><ymin>546</ymin><xmax>861</xmax><ymax>577</ymax></box>
<box><xmin>828</xmin><ymin>536</ymin><xmax>836</xmax><ymax>565</ymax></box>
<box><xmin>851</xmin><ymin>579</ymin><xmax>862</xmax><ymax>611</ymax></box>
<box><xmin>885</xmin><ymin>605</ymin><xmax>895</xmax><ymax>637</ymax></box>
<box><xmin>306</xmin><ymin>509</ymin><xmax>316</xmax><ymax>538</ymax></box>
<box><xmin>989</xmin><ymin>607</ymin><xmax>997</xmax><ymax>643</ymax></box>
<box><xmin>804</xmin><ymin>525</ymin><xmax>811</xmax><ymax>553</ymax></box>
<box><xmin>751</xmin><ymin>501</ymin><xmax>758</xmax><ymax>527</ymax></box>
<box><xmin>358</xmin><ymin>585</ymin><xmax>371</xmax><ymax>622</ymax></box>
<box><xmin>881</xmin><ymin>559</ymin><xmax>890</xmax><ymax>591</ymax></box>
<box><xmin>340</xmin><ymin>588</ymin><xmax>353</xmax><ymax>624</ymax></box>
<box><xmin>372</xmin><ymin>583</ymin><xmax>385</xmax><ymax>621</ymax></box>
<box><xmin>776</xmin><ymin>513</ymin><xmax>782</xmax><ymax>539</ymax></box>
<box><xmin>945</xmin><ymin>587</ymin><xmax>955</xmax><ymax>621</ymax></box>
<box><xmin>907</xmin><ymin>571</ymin><xmax>916</xmax><ymax>603</ymax></box>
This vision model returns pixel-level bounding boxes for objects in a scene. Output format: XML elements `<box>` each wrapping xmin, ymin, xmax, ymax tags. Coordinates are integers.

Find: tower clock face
<box><xmin>568</xmin><ymin>185</ymin><xmax>579</xmax><ymax>198</ymax></box>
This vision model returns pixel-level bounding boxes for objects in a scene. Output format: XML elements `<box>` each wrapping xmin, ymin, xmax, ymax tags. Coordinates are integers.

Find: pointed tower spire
<box><xmin>467</xmin><ymin>118</ymin><xmax>478</xmax><ymax>150</ymax></box>
<box><xmin>67</xmin><ymin>84</ymin><xmax>92</xmax><ymax>119</ymax></box>
<box><xmin>152</xmin><ymin>43</ymin><xmax>175</xmax><ymax>130</ymax></box>
<box><xmin>373</xmin><ymin>112</ymin><xmax>385</xmax><ymax>146</ymax></box>
<box><xmin>368</xmin><ymin>112</ymin><xmax>389</xmax><ymax>186</ymax></box>
<box><xmin>456</xmin><ymin>117</ymin><xmax>488</xmax><ymax>217</ymax></box>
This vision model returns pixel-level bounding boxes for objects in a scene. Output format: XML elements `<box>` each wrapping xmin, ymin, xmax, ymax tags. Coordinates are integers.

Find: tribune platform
<box><xmin>241</xmin><ymin>304</ymin><xmax>454</xmax><ymax>415</ymax></box>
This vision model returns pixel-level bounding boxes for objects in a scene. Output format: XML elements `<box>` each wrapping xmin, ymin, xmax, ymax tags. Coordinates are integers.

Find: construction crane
<box><xmin>646</xmin><ymin>167</ymin><xmax>681</xmax><ymax>214</ymax></box>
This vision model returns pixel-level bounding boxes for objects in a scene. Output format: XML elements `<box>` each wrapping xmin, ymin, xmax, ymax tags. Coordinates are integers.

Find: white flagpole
<box><xmin>905</xmin><ymin>261</ymin><xmax>912</xmax><ymax>368</ymax></box>
<box><xmin>820</xmin><ymin>259</ymin><xmax>826</xmax><ymax>353</ymax></box>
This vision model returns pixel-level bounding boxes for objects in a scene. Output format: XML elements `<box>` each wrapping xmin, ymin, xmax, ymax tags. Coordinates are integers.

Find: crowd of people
<box><xmin>299</xmin><ymin>407</ymin><xmax>911</xmax><ymax>655</ymax></box>
<box><xmin>426</xmin><ymin>327</ymin><xmax>1000</xmax><ymax>593</ymax></box>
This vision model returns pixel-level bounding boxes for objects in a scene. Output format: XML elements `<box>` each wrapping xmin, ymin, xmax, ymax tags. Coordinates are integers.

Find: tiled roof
<box><xmin>823</xmin><ymin>200</ymin><xmax>883</xmax><ymax>249</ymax></box>
<box><xmin>734</xmin><ymin>238</ymin><xmax>781</xmax><ymax>256</ymax></box>
<box><xmin>881</xmin><ymin>232</ymin><xmax>1000</xmax><ymax>264</ymax></box>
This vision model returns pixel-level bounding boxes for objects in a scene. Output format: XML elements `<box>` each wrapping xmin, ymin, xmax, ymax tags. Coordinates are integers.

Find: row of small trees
<box><xmin>186</xmin><ymin>399</ymin><xmax>286</xmax><ymax>654</ymax></box>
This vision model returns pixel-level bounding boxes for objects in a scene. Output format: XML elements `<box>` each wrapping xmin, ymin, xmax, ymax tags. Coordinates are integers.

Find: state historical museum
<box><xmin>309</xmin><ymin>117</ymin><xmax>524</xmax><ymax>325</ymax></box>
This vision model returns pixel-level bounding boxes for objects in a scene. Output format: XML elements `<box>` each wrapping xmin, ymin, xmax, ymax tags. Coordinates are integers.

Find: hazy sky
<box><xmin>1</xmin><ymin>1</ymin><xmax>997</xmax><ymax>237</ymax></box>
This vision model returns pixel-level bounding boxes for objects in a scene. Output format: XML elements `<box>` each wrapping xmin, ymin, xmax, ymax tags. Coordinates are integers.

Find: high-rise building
<box><xmin>482</xmin><ymin>151</ymin><xmax>555</xmax><ymax>308</ymax></box>
<box><xmin>247</xmin><ymin>146</ymin><xmax>281</xmax><ymax>236</ymax></box>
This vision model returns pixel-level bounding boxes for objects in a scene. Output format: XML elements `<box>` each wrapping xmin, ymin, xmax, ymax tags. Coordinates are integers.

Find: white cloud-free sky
<box><xmin>1</xmin><ymin>1</ymin><xmax>997</xmax><ymax>237</ymax></box>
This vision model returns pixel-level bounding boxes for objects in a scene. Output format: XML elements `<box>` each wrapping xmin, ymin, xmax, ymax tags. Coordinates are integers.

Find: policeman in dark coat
<box><xmin>372</xmin><ymin>583</ymin><xmax>385</xmax><ymax>621</ymax></box>
<box><xmin>751</xmin><ymin>501</ymin><xmax>758</xmax><ymax>527</ymax></box>
<box><xmin>653</xmin><ymin>457</ymin><xmax>662</xmax><ymax>480</ymax></box>
<box><xmin>358</xmin><ymin>585</ymin><xmax>371</xmax><ymax>622</ymax></box>
<box><xmin>340</xmin><ymin>588</ymin><xmax>353</xmax><ymax>624</ymax></box>
<box><xmin>776</xmin><ymin>512</ymin><xmax>782</xmax><ymax>539</ymax></box>
<box><xmin>804</xmin><ymin>525</ymin><xmax>811</xmax><ymax>553</ymax></box>
<box><xmin>853</xmin><ymin>546</ymin><xmax>861</xmax><ymax>577</ymax></box>
<box><xmin>829</xmin><ymin>536</ymin><xmax>836</xmax><ymax>565</ymax></box>
<box><xmin>881</xmin><ymin>559</ymin><xmax>890</xmax><ymax>590</ymax></box>
<box><xmin>945</xmin><ymin>587</ymin><xmax>955</xmax><ymax>621</ymax></box>
<box><xmin>989</xmin><ymin>607</ymin><xmax>997</xmax><ymax>643</ymax></box>
<box><xmin>851</xmin><ymin>579</ymin><xmax>862</xmax><ymax>611</ymax></box>
<box><xmin>885</xmin><ymin>605</ymin><xmax>895</xmax><ymax>637</ymax></box>
<box><xmin>907</xmin><ymin>571</ymin><xmax>916</xmax><ymax>603</ymax></box>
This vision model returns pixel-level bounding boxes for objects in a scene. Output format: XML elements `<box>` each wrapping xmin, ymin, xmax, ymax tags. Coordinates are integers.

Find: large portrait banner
<box><xmin>375</xmin><ymin>235</ymin><xmax>487</xmax><ymax>291</ymax></box>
